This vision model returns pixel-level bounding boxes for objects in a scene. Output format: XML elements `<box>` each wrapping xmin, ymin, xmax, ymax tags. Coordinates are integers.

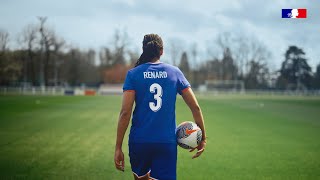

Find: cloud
<box><xmin>0</xmin><ymin>0</ymin><xmax>319</xmax><ymax>69</ymax></box>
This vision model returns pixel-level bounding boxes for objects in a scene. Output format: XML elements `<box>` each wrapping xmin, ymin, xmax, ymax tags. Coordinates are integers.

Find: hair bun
<box><xmin>146</xmin><ymin>40</ymin><xmax>156</xmax><ymax>47</ymax></box>
<box><xmin>144</xmin><ymin>41</ymin><xmax>158</xmax><ymax>51</ymax></box>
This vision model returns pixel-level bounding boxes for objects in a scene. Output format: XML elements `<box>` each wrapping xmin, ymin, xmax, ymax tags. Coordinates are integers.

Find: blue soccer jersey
<box><xmin>123</xmin><ymin>62</ymin><xmax>190</xmax><ymax>144</ymax></box>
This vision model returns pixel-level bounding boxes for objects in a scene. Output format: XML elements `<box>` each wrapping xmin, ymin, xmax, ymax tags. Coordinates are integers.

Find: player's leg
<box><xmin>129</xmin><ymin>143</ymin><xmax>152</xmax><ymax>180</ymax></box>
<box><xmin>150</xmin><ymin>143</ymin><xmax>177</xmax><ymax>180</ymax></box>
<box><xmin>133</xmin><ymin>171</ymin><xmax>150</xmax><ymax>180</ymax></box>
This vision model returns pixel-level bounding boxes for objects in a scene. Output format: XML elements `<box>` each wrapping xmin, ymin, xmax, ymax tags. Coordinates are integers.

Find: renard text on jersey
<box><xmin>143</xmin><ymin>71</ymin><xmax>168</xmax><ymax>79</ymax></box>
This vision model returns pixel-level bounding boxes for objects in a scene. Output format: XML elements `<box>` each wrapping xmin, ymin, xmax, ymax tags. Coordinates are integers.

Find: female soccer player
<box><xmin>114</xmin><ymin>34</ymin><xmax>206</xmax><ymax>180</ymax></box>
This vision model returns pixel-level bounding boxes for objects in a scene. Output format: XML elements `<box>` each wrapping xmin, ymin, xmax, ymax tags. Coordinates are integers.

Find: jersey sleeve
<box><xmin>176</xmin><ymin>68</ymin><xmax>191</xmax><ymax>95</ymax></box>
<box><xmin>123</xmin><ymin>70</ymin><xmax>135</xmax><ymax>92</ymax></box>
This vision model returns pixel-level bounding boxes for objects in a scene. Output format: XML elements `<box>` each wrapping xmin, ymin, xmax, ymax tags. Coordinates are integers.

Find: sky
<box><xmin>0</xmin><ymin>0</ymin><xmax>319</xmax><ymax>71</ymax></box>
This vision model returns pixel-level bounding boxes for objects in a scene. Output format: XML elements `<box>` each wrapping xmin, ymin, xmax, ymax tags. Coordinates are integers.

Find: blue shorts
<box><xmin>129</xmin><ymin>143</ymin><xmax>177</xmax><ymax>180</ymax></box>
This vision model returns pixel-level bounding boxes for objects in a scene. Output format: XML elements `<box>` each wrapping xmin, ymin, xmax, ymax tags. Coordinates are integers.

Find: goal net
<box><xmin>199</xmin><ymin>80</ymin><xmax>245</xmax><ymax>93</ymax></box>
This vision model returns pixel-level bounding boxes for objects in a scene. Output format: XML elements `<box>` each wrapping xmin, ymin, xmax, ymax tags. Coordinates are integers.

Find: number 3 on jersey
<box><xmin>149</xmin><ymin>83</ymin><xmax>162</xmax><ymax>112</ymax></box>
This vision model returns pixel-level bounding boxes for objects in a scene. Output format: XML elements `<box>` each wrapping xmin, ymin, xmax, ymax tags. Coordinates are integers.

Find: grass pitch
<box><xmin>0</xmin><ymin>95</ymin><xmax>319</xmax><ymax>179</ymax></box>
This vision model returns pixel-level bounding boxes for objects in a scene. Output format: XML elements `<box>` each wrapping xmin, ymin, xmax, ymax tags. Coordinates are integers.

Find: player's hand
<box><xmin>114</xmin><ymin>148</ymin><xmax>125</xmax><ymax>171</ymax></box>
<box><xmin>190</xmin><ymin>140</ymin><xmax>206</xmax><ymax>159</ymax></box>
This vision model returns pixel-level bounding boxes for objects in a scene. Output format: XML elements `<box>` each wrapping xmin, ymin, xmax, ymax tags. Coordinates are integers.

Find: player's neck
<box><xmin>149</xmin><ymin>59</ymin><xmax>161</xmax><ymax>64</ymax></box>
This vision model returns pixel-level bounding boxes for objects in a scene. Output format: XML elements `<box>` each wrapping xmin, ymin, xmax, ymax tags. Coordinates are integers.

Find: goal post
<box><xmin>199</xmin><ymin>80</ymin><xmax>245</xmax><ymax>93</ymax></box>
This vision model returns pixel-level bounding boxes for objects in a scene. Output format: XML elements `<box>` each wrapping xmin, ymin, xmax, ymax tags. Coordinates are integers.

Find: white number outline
<box><xmin>149</xmin><ymin>83</ymin><xmax>162</xmax><ymax>112</ymax></box>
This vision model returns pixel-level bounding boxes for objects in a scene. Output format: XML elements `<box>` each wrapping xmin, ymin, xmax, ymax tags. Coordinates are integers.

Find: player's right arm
<box><xmin>114</xmin><ymin>90</ymin><xmax>135</xmax><ymax>171</ymax></box>
<box><xmin>181</xmin><ymin>88</ymin><xmax>207</xmax><ymax>159</ymax></box>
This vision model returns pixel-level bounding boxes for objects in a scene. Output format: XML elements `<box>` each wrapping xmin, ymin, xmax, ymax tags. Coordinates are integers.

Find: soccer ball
<box><xmin>176</xmin><ymin>121</ymin><xmax>202</xmax><ymax>149</ymax></box>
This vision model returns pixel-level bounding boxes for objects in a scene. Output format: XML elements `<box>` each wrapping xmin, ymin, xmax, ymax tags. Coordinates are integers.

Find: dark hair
<box><xmin>135</xmin><ymin>34</ymin><xmax>163</xmax><ymax>67</ymax></box>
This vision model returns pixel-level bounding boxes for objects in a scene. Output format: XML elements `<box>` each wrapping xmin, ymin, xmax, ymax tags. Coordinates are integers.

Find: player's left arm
<box><xmin>181</xmin><ymin>87</ymin><xmax>207</xmax><ymax>159</ymax></box>
<box><xmin>114</xmin><ymin>90</ymin><xmax>135</xmax><ymax>171</ymax></box>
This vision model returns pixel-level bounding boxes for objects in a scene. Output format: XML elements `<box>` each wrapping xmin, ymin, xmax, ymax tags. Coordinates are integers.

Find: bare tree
<box><xmin>215</xmin><ymin>32</ymin><xmax>272</xmax><ymax>80</ymax></box>
<box><xmin>99</xmin><ymin>47</ymin><xmax>112</xmax><ymax>67</ymax></box>
<box><xmin>0</xmin><ymin>29</ymin><xmax>10</xmax><ymax>84</ymax></box>
<box><xmin>0</xmin><ymin>30</ymin><xmax>23</xmax><ymax>85</ymax></box>
<box><xmin>99</xmin><ymin>29</ymin><xmax>130</xmax><ymax>67</ymax></box>
<box><xmin>245</xmin><ymin>60</ymin><xmax>269</xmax><ymax>89</ymax></box>
<box><xmin>17</xmin><ymin>18</ymin><xmax>69</xmax><ymax>86</ymax></box>
<box><xmin>0</xmin><ymin>29</ymin><xmax>9</xmax><ymax>52</ymax></box>
<box><xmin>37</xmin><ymin>17</ymin><xmax>59</xmax><ymax>86</ymax></box>
<box><xmin>189</xmin><ymin>43</ymin><xmax>198</xmax><ymax>85</ymax></box>
<box><xmin>128</xmin><ymin>50</ymin><xmax>139</xmax><ymax>66</ymax></box>
<box><xmin>112</xmin><ymin>29</ymin><xmax>130</xmax><ymax>65</ymax></box>
<box><xmin>215</xmin><ymin>33</ymin><xmax>238</xmax><ymax>80</ymax></box>
<box><xmin>313</xmin><ymin>63</ymin><xmax>320</xmax><ymax>89</ymax></box>
<box><xmin>221</xmin><ymin>48</ymin><xmax>238</xmax><ymax>80</ymax></box>
<box><xmin>179</xmin><ymin>52</ymin><xmax>190</xmax><ymax>79</ymax></box>
<box><xmin>51</xmin><ymin>35</ymin><xmax>65</xmax><ymax>86</ymax></box>
<box><xmin>216</xmin><ymin>32</ymin><xmax>232</xmax><ymax>52</ymax></box>
<box><xmin>234</xmin><ymin>36</ymin><xmax>271</xmax><ymax>76</ymax></box>
<box><xmin>168</xmin><ymin>38</ymin><xmax>184</xmax><ymax>66</ymax></box>
<box><xmin>233</xmin><ymin>36</ymin><xmax>272</xmax><ymax>88</ymax></box>
<box><xmin>19</xmin><ymin>24</ymin><xmax>38</xmax><ymax>84</ymax></box>
<box><xmin>38</xmin><ymin>16</ymin><xmax>47</xmax><ymax>86</ymax></box>
<box><xmin>233</xmin><ymin>36</ymin><xmax>249</xmax><ymax>77</ymax></box>
<box><xmin>190</xmin><ymin>43</ymin><xmax>198</xmax><ymax>69</ymax></box>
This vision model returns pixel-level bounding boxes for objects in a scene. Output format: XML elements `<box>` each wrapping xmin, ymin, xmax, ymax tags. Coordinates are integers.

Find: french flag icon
<box><xmin>282</xmin><ymin>9</ymin><xmax>307</xmax><ymax>18</ymax></box>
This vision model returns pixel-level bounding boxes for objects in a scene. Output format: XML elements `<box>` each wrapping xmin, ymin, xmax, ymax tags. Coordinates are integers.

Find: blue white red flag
<box><xmin>282</xmin><ymin>9</ymin><xmax>307</xmax><ymax>18</ymax></box>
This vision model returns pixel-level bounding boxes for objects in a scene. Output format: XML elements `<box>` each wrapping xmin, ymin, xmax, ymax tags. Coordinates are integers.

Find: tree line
<box><xmin>0</xmin><ymin>18</ymin><xmax>319</xmax><ymax>90</ymax></box>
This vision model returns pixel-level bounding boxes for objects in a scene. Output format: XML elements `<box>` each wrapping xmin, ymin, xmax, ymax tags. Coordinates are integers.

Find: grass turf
<box><xmin>0</xmin><ymin>95</ymin><xmax>319</xmax><ymax>179</ymax></box>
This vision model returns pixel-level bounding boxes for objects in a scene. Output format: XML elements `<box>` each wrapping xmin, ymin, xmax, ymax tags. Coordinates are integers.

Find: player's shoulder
<box><xmin>160</xmin><ymin>63</ymin><xmax>181</xmax><ymax>72</ymax></box>
<box><xmin>161</xmin><ymin>62</ymin><xmax>176</xmax><ymax>68</ymax></box>
<box><xmin>127</xmin><ymin>65</ymin><xmax>143</xmax><ymax>74</ymax></box>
